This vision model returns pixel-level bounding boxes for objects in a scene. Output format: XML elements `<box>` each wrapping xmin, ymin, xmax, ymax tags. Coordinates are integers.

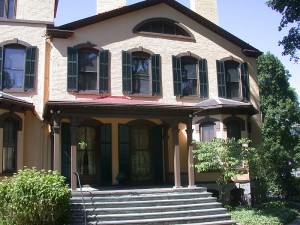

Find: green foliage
<box><xmin>255</xmin><ymin>53</ymin><xmax>300</xmax><ymax>199</ymax></box>
<box><xmin>193</xmin><ymin>138</ymin><xmax>255</xmax><ymax>203</ymax></box>
<box><xmin>0</xmin><ymin>168</ymin><xmax>71</xmax><ymax>225</ymax></box>
<box><xmin>230</xmin><ymin>201</ymin><xmax>298</xmax><ymax>225</ymax></box>
<box><xmin>267</xmin><ymin>0</ymin><xmax>300</xmax><ymax>62</ymax></box>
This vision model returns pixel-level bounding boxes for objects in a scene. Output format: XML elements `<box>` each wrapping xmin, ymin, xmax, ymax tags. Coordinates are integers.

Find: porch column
<box><xmin>53</xmin><ymin>115</ymin><xmax>61</xmax><ymax>172</ymax></box>
<box><xmin>172</xmin><ymin>123</ymin><xmax>182</xmax><ymax>188</ymax></box>
<box><xmin>186</xmin><ymin>120</ymin><xmax>195</xmax><ymax>187</ymax></box>
<box><xmin>70</xmin><ymin>123</ymin><xmax>77</xmax><ymax>191</ymax></box>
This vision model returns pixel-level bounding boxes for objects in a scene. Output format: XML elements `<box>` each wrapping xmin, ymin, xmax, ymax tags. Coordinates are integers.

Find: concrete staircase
<box><xmin>69</xmin><ymin>187</ymin><xmax>236</xmax><ymax>225</ymax></box>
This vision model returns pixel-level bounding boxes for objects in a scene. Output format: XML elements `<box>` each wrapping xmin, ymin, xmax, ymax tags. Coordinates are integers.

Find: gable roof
<box><xmin>49</xmin><ymin>0</ymin><xmax>262</xmax><ymax>57</ymax></box>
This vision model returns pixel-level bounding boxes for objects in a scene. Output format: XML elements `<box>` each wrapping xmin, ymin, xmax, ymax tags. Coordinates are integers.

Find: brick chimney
<box><xmin>97</xmin><ymin>0</ymin><xmax>126</xmax><ymax>14</ymax></box>
<box><xmin>190</xmin><ymin>0</ymin><xmax>219</xmax><ymax>25</ymax></box>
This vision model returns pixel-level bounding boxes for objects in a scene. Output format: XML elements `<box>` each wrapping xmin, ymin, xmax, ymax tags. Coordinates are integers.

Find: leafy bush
<box><xmin>0</xmin><ymin>168</ymin><xmax>71</xmax><ymax>225</ymax></box>
<box><xmin>230</xmin><ymin>201</ymin><xmax>298</xmax><ymax>225</ymax></box>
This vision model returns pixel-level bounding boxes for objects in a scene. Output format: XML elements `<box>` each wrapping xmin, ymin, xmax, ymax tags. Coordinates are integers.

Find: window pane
<box><xmin>181</xmin><ymin>57</ymin><xmax>198</xmax><ymax>96</ymax></box>
<box><xmin>0</xmin><ymin>0</ymin><xmax>4</xmax><ymax>17</ymax></box>
<box><xmin>77</xmin><ymin>126</ymin><xmax>97</xmax><ymax>175</ymax></box>
<box><xmin>4</xmin><ymin>47</ymin><xmax>26</xmax><ymax>89</ymax></box>
<box><xmin>225</xmin><ymin>60</ymin><xmax>240</xmax><ymax>99</ymax></box>
<box><xmin>132</xmin><ymin>56</ymin><xmax>150</xmax><ymax>94</ymax></box>
<box><xmin>227</xmin><ymin>121</ymin><xmax>241</xmax><ymax>140</ymax></box>
<box><xmin>78</xmin><ymin>51</ymin><xmax>97</xmax><ymax>72</ymax></box>
<box><xmin>7</xmin><ymin>0</ymin><xmax>14</xmax><ymax>18</ymax></box>
<box><xmin>3</xmin><ymin>147</ymin><xmax>15</xmax><ymax>172</ymax></box>
<box><xmin>3</xmin><ymin>120</ymin><xmax>17</xmax><ymax>173</ymax></box>
<box><xmin>201</xmin><ymin>123</ymin><xmax>215</xmax><ymax>142</ymax></box>
<box><xmin>78</xmin><ymin>50</ymin><xmax>97</xmax><ymax>91</ymax></box>
<box><xmin>78</xmin><ymin>72</ymin><xmax>97</xmax><ymax>91</ymax></box>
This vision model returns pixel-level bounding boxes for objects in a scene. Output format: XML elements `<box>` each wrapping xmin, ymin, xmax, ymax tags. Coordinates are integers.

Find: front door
<box><xmin>118</xmin><ymin>122</ymin><xmax>163</xmax><ymax>185</ymax></box>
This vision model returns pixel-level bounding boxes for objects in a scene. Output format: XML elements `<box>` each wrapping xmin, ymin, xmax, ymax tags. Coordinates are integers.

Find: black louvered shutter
<box><xmin>199</xmin><ymin>58</ymin><xmax>208</xmax><ymax>98</ymax></box>
<box><xmin>151</xmin><ymin>54</ymin><xmax>161</xmax><ymax>95</ymax></box>
<box><xmin>241</xmin><ymin>62</ymin><xmax>250</xmax><ymax>100</ymax></box>
<box><xmin>118</xmin><ymin>124</ymin><xmax>131</xmax><ymax>180</ymax></box>
<box><xmin>24</xmin><ymin>46</ymin><xmax>37</xmax><ymax>90</ymax></box>
<box><xmin>100</xmin><ymin>124</ymin><xmax>112</xmax><ymax>185</ymax></box>
<box><xmin>216</xmin><ymin>60</ymin><xmax>226</xmax><ymax>98</ymax></box>
<box><xmin>172</xmin><ymin>56</ymin><xmax>182</xmax><ymax>96</ymax></box>
<box><xmin>122</xmin><ymin>51</ymin><xmax>132</xmax><ymax>93</ymax></box>
<box><xmin>67</xmin><ymin>47</ymin><xmax>78</xmax><ymax>91</ymax></box>
<box><xmin>0</xmin><ymin>45</ymin><xmax>3</xmax><ymax>90</ymax></box>
<box><xmin>99</xmin><ymin>49</ymin><xmax>109</xmax><ymax>93</ymax></box>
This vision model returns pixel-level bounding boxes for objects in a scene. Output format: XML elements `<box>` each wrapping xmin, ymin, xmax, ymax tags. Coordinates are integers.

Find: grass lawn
<box><xmin>230</xmin><ymin>201</ymin><xmax>299</xmax><ymax>225</ymax></box>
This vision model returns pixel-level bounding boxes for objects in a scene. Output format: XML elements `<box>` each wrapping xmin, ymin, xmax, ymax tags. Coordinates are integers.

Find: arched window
<box><xmin>78</xmin><ymin>48</ymin><xmax>98</xmax><ymax>91</ymax></box>
<box><xmin>0</xmin><ymin>113</ymin><xmax>22</xmax><ymax>173</ymax></box>
<box><xmin>216</xmin><ymin>60</ymin><xmax>249</xmax><ymax>100</ymax></box>
<box><xmin>122</xmin><ymin>49</ymin><xmax>161</xmax><ymax>95</ymax></box>
<box><xmin>67</xmin><ymin>45</ymin><xmax>109</xmax><ymax>93</ymax></box>
<box><xmin>132</xmin><ymin>51</ymin><xmax>151</xmax><ymax>94</ymax></box>
<box><xmin>133</xmin><ymin>18</ymin><xmax>194</xmax><ymax>40</ymax></box>
<box><xmin>173</xmin><ymin>54</ymin><xmax>208</xmax><ymax>97</ymax></box>
<box><xmin>0</xmin><ymin>44</ymin><xmax>37</xmax><ymax>91</ymax></box>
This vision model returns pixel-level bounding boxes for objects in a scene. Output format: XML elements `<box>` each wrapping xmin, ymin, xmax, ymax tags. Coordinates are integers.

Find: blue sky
<box><xmin>55</xmin><ymin>0</ymin><xmax>300</xmax><ymax>97</ymax></box>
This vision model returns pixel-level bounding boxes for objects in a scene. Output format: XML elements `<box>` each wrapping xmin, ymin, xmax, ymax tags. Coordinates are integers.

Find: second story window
<box><xmin>122</xmin><ymin>50</ymin><xmax>161</xmax><ymax>95</ymax></box>
<box><xmin>78</xmin><ymin>49</ymin><xmax>98</xmax><ymax>91</ymax></box>
<box><xmin>172</xmin><ymin>55</ymin><xmax>208</xmax><ymax>98</ymax></box>
<box><xmin>217</xmin><ymin>60</ymin><xmax>249</xmax><ymax>101</ymax></box>
<box><xmin>132</xmin><ymin>52</ymin><xmax>150</xmax><ymax>94</ymax></box>
<box><xmin>67</xmin><ymin>47</ymin><xmax>109</xmax><ymax>93</ymax></box>
<box><xmin>0</xmin><ymin>44</ymin><xmax>37</xmax><ymax>91</ymax></box>
<box><xmin>0</xmin><ymin>0</ymin><xmax>15</xmax><ymax>19</ymax></box>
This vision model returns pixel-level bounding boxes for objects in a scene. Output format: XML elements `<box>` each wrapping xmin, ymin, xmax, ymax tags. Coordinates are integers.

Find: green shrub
<box><xmin>0</xmin><ymin>168</ymin><xmax>71</xmax><ymax>225</ymax></box>
<box><xmin>230</xmin><ymin>201</ymin><xmax>298</xmax><ymax>225</ymax></box>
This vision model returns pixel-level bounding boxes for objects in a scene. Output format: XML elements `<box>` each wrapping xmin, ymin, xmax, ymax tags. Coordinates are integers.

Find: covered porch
<box><xmin>43</xmin><ymin>97</ymin><xmax>201</xmax><ymax>190</ymax></box>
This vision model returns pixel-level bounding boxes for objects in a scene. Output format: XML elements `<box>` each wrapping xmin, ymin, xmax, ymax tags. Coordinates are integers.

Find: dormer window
<box><xmin>133</xmin><ymin>18</ymin><xmax>195</xmax><ymax>41</ymax></box>
<box><xmin>0</xmin><ymin>0</ymin><xmax>16</xmax><ymax>19</ymax></box>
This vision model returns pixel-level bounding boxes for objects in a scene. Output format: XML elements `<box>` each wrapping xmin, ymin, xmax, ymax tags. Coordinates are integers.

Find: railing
<box><xmin>73</xmin><ymin>171</ymin><xmax>87</xmax><ymax>225</ymax></box>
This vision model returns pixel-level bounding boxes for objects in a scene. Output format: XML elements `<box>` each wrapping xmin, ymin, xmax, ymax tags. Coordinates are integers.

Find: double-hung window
<box><xmin>0</xmin><ymin>0</ymin><xmax>15</xmax><ymax>18</ymax></box>
<box><xmin>0</xmin><ymin>44</ymin><xmax>36</xmax><ymax>91</ymax></box>
<box><xmin>122</xmin><ymin>50</ymin><xmax>161</xmax><ymax>95</ymax></box>
<box><xmin>67</xmin><ymin>47</ymin><xmax>109</xmax><ymax>93</ymax></box>
<box><xmin>216</xmin><ymin>60</ymin><xmax>249</xmax><ymax>100</ymax></box>
<box><xmin>173</xmin><ymin>55</ymin><xmax>208</xmax><ymax>98</ymax></box>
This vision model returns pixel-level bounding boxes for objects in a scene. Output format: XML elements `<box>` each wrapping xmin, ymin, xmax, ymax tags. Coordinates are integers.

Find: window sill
<box><xmin>179</xmin><ymin>96</ymin><xmax>206</xmax><ymax>101</ymax></box>
<box><xmin>126</xmin><ymin>93</ymin><xmax>162</xmax><ymax>99</ymax></box>
<box><xmin>0</xmin><ymin>172</ymin><xmax>15</xmax><ymax>176</ymax></box>
<box><xmin>3</xmin><ymin>88</ymin><xmax>27</xmax><ymax>93</ymax></box>
<box><xmin>69</xmin><ymin>90</ymin><xmax>110</xmax><ymax>95</ymax></box>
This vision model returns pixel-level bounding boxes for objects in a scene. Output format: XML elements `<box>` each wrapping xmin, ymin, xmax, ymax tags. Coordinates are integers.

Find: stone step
<box><xmin>71</xmin><ymin>196</ymin><xmax>218</xmax><ymax>209</ymax></box>
<box><xmin>86</xmin><ymin>208</ymin><xmax>228</xmax><ymax>221</ymax></box>
<box><xmin>84</xmin><ymin>213</ymin><xmax>233</xmax><ymax>224</ymax></box>
<box><xmin>79</xmin><ymin>202</ymin><xmax>223</xmax><ymax>215</ymax></box>
<box><xmin>71</xmin><ymin>187</ymin><xmax>207</xmax><ymax>197</ymax></box>
<box><xmin>69</xmin><ymin>187</ymin><xmax>235</xmax><ymax>225</ymax></box>
<box><xmin>70</xmin><ymin>191</ymin><xmax>212</xmax><ymax>203</ymax></box>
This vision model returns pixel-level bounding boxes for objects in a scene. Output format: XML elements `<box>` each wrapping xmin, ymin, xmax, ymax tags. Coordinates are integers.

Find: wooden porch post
<box><xmin>186</xmin><ymin>120</ymin><xmax>195</xmax><ymax>187</ymax></box>
<box><xmin>53</xmin><ymin>114</ymin><xmax>61</xmax><ymax>172</ymax></box>
<box><xmin>172</xmin><ymin>123</ymin><xmax>182</xmax><ymax>188</ymax></box>
<box><xmin>70</xmin><ymin>122</ymin><xmax>77</xmax><ymax>191</ymax></box>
